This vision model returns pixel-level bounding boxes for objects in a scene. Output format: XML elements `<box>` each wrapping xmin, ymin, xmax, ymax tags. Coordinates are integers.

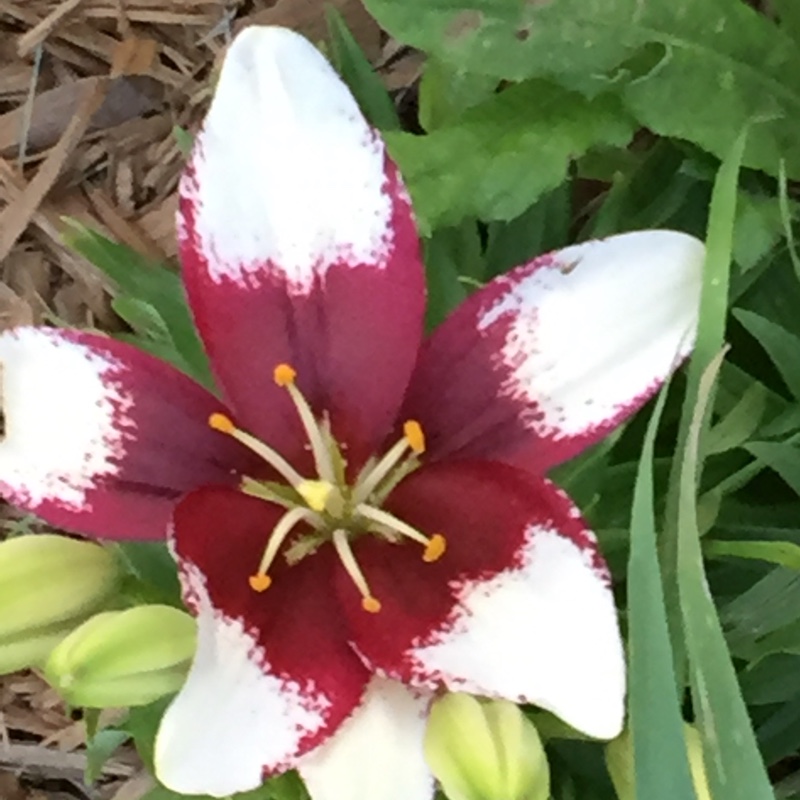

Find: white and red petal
<box><xmin>179</xmin><ymin>26</ymin><xmax>425</xmax><ymax>471</ymax></box>
<box><xmin>338</xmin><ymin>462</ymin><xmax>625</xmax><ymax>740</ymax></box>
<box><xmin>298</xmin><ymin>678</ymin><xmax>434</xmax><ymax>800</ymax></box>
<box><xmin>157</xmin><ymin>487</ymin><xmax>368</xmax><ymax>797</ymax></box>
<box><xmin>403</xmin><ymin>230</ymin><xmax>704</xmax><ymax>473</ymax></box>
<box><xmin>0</xmin><ymin>327</ymin><xmax>249</xmax><ymax>540</ymax></box>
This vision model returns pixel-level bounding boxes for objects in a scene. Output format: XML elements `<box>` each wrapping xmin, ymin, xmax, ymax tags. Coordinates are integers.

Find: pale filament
<box><xmin>352</xmin><ymin>439</ymin><xmax>410</xmax><ymax>505</ymax></box>
<box><xmin>274</xmin><ymin>364</ymin><xmax>336</xmax><ymax>484</ymax></box>
<box><xmin>209</xmin><ymin>413</ymin><xmax>305</xmax><ymax>489</ymax></box>
<box><xmin>332</xmin><ymin>529</ymin><xmax>381</xmax><ymax>613</ymax></box>
<box><xmin>352</xmin><ymin>420</ymin><xmax>425</xmax><ymax>505</ymax></box>
<box><xmin>356</xmin><ymin>504</ymin><xmax>446</xmax><ymax>563</ymax></box>
<box><xmin>356</xmin><ymin>504</ymin><xmax>430</xmax><ymax>546</ymax></box>
<box><xmin>251</xmin><ymin>505</ymin><xmax>321</xmax><ymax>589</ymax></box>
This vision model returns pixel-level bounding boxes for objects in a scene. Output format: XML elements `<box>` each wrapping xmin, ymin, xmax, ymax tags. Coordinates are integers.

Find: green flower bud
<box><xmin>605</xmin><ymin>723</ymin><xmax>711</xmax><ymax>800</ymax></box>
<box><xmin>0</xmin><ymin>534</ymin><xmax>119</xmax><ymax>674</ymax></box>
<box><xmin>45</xmin><ymin>605</ymin><xmax>196</xmax><ymax>707</ymax></box>
<box><xmin>424</xmin><ymin>693</ymin><xmax>550</xmax><ymax>800</ymax></box>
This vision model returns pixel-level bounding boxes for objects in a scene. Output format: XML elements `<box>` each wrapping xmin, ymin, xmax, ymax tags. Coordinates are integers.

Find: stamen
<box><xmin>403</xmin><ymin>420</ymin><xmax>426</xmax><ymax>454</ymax></box>
<box><xmin>352</xmin><ymin>440</ymin><xmax>409</xmax><ymax>505</ymax></box>
<box><xmin>249</xmin><ymin>505</ymin><xmax>317</xmax><ymax>591</ymax></box>
<box><xmin>249</xmin><ymin>574</ymin><xmax>272</xmax><ymax>592</ymax></box>
<box><xmin>352</xmin><ymin>420</ymin><xmax>426</xmax><ymax>506</ymax></box>
<box><xmin>362</xmin><ymin>596</ymin><xmax>382</xmax><ymax>613</ymax></box>
<box><xmin>332</xmin><ymin>529</ymin><xmax>380</xmax><ymax>613</ymax></box>
<box><xmin>274</xmin><ymin>363</ymin><xmax>297</xmax><ymax>386</ymax></box>
<box><xmin>209</xmin><ymin>412</ymin><xmax>235</xmax><ymax>434</ymax></box>
<box><xmin>357</xmin><ymin>504</ymin><xmax>446</xmax><ymax>562</ymax></box>
<box><xmin>423</xmin><ymin>533</ymin><xmax>447</xmax><ymax>563</ymax></box>
<box><xmin>273</xmin><ymin>363</ymin><xmax>336</xmax><ymax>484</ymax></box>
<box><xmin>208</xmin><ymin>413</ymin><xmax>306</xmax><ymax>489</ymax></box>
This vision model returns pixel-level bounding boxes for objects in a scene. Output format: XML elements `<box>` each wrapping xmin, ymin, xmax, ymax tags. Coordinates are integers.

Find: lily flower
<box><xmin>0</xmin><ymin>26</ymin><xmax>704</xmax><ymax>800</ymax></box>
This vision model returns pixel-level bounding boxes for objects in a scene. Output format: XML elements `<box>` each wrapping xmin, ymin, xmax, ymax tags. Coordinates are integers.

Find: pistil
<box><xmin>208</xmin><ymin>364</ymin><xmax>447</xmax><ymax>612</ymax></box>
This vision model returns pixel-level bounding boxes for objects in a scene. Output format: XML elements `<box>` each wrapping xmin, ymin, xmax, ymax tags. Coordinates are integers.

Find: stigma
<box><xmin>208</xmin><ymin>363</ymin><xmax>447</xmax><ymax>612</ymax></box>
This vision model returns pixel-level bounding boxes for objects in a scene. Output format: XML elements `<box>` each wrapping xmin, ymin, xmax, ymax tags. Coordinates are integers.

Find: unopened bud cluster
<box><xmin>0</xmin><ymin>534</ymin><xmax>118</xmax><ymax>673</ymax></box>
<box><xmin>424</xmin><ymin>693</ymin><xmax>550</xmax><ymax>800</ymax></box>
<box><xmin>45</xmin><ymin>604</ymin><xmax>196</xmax><ymax>707</ymax></box>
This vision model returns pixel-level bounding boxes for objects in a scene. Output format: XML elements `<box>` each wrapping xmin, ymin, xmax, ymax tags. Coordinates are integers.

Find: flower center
<box><xmin>208</xmin><ymin>363</ymin><xmax>446</xmax><ymax>613</ymax></box>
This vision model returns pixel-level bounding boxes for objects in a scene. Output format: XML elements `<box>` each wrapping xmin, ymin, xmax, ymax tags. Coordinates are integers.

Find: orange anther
<box><xmin>209</xmin><ymin>412</ymin><xmax>235</xmax><ymax>434</ymax></box>
<box><xmin>274</xmin><ymin>363</ymin><xmax>297</xmax><ymax>387</ymax></box>
<box><xmin>423</xmin><ymin>533</ymin><xmax>446</xmax><ymax>563</ymax></box>
<box><xmin>249</xmin><ymin>573</ymin><xmax>272</xmax><ymax>592</ymax></box>
<box><xmin>362</xmin><ymin>596</ymin><xmax>382</xmax><ymax>613</ymax></box>
<box><xmin>403</xmin><ymin>420</ymin><xmax>426</xmax><ymax>455</ymax></box>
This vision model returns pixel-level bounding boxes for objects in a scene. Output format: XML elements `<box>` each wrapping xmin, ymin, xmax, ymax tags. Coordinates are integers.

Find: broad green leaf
<box><xmin>677</xmin><ymin>349</ymin><xmax>774</xmax><ymax>799</ymax></box>
<box><xmin>385</xmin><ymin>79</ymin><xmax>633</xmax><ymax>233</ymax></box>
<box><xmin>626</xmin><ymin>383</ymin><xmax>696</xmax><ymax>800</ymax></box>
<box><xmin>326</xmin><ymin>7</ymin><xmax>400</xmax><ymax>130</ymax></box>
<box><xmin>365</xmin><ymin>0</ymin><xmax>800</xmax><ymax>177</ymax></box>
<box><xmin>734</xmin><ymin>309</ymin><xmax>800</xmax><ymax>401</ymax></box>
<box><xmin>774</xmin><ymin>0</ymin><xmax>800</xmax><ymax>44</ymax></box>
<box><xmin>418</xmin><ymin>58</ymin><xmax>498</xmax><ymax>131</ymax></box>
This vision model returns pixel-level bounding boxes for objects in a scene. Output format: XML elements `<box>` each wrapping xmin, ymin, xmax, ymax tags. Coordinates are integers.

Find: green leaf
<box><xmin>746</xmin><ymin>442</ymin><xmax>800</xmax><ymax>497</ymax></box>
<box><xmin>677</xmin><ymin>350</ymin><xmax>774</xmax><ymax>799</ymax></box>
<box><xmin>705</xmin><ymin>539</ymin><xmax>800</xmax><ymax>571</ymax></box>
<box><xmin>418</xmin><ymin>58</ymin><xmax>497</xmax><ymax>131</ymax></box>
<box><xmin>626</xmin><ymin>384</ymin><xmax>696</xmax><ymax>800</ymax></box>
<box><xmin>365</xmin><ymin>0</ymin><xmax>800</xmax><ymax>177</ymax></box>
<box><xmin>62</xmin><ymin>221</ymin><xmax>213</xmax><ymax>387</ymax></box>
<box><xmin>484</xmin><ymin>185</ymin><xmax>571</xmax><ymax>278</ymax></box>
<box><xmin>704</xmin><ymin>381</ymin><xmax>766</xmax><ymax>456</ymax></box>
<box><xmin>112</xmin><ymin>296</ymin><xmax>173</xmax><ymax>345</ymax></box>
<box><xmin>735</xmin><ymin>309</ymin><xmax>800</xmax><ymax>401</ymax></box>
<box><xmin>385</xmin><ymin>79</ymin><xmax>633</xmax><ymax>233</ymax></box>
<box><xmin>326</xmin><ymin>7</ymin><xmax>400</xmax><ymax>130</ymax></box>
<box><xmin>112</xmin><ymin>542</ymin><xmax>182</xmax><ymax>606</ymax></box>
<box><xmin>422</xmin><ymin>226</ymin><xmax>471</xmax><ymax>329</ymax></box>
<box><xmin>85</xmin><ymin>727</ymin><xmax>130</xmax><ymax>784</ymax></box>
<box><xmin>172</xmin><ymin>125</ymin><xmax>193</xmax><ymax>156</ymax></box>
<box><xmin>585</xmin><ymin>141</ymin><xmax>698</xmax><ymax>239</ymax></box>
<box><xmin>662</xmin><ymin>130</ymin><xmax>746</xmax><ymax>686</ymax></box>
<box><xmin>775</xmin><ymin>0</ymin><xmax>800</xmax><ymax>44</ymax></box>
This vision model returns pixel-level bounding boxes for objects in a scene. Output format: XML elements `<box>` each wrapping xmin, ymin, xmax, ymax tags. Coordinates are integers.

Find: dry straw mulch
<box><xmin>0</xmin><ymin>1</ymin><xmax>421</xmax><ymax>797</ymax></box>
